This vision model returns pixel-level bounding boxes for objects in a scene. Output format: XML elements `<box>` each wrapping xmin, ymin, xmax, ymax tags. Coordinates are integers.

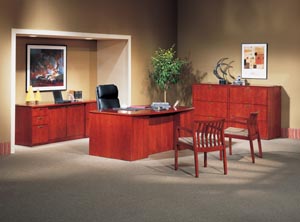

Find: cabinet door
<box><xmin>66</xmin><ymin>105</ymin><xmax>85</xmax><ymax>137</ymax></box>
<box><xmin>48</xmin><ymin>106</ymin><xmax>67</xmax><ymax>141</ymax></box>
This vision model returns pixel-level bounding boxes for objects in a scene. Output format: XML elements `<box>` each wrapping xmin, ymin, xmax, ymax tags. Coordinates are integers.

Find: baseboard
<box><xmin>281</xmin><ymin>128</ymin><xmax>300</xmax><ymax>139</ymax></box>
<box><xmin>0</xmin><ymin>129</ymin><xmax>299</xmax><ymax>155</ymax></box>
<box><xmin>0</xmin><ymin>142</ymin><xmax>11</xmax><ymax>156</ymax></box>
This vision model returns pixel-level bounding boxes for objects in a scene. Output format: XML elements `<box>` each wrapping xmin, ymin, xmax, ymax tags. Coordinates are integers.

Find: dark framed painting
<box><xmin>26</xmin><ymin>44</ymin><xmax>67</xmax><ymax>92</ymax></box>
<box><xmin>241</xmin><ymin>43</ymin><xmax>268</xmax><ymax>79</ymax></box>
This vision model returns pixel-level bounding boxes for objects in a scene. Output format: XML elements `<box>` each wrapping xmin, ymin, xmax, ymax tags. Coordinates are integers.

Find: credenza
<box><xmin>192</xmin><ymin>84</ymin><xmax>281</xmax><ymax>139</ymax></box>
<box><xmin>15</xmin><ymin>101</ymin><xmax>97</xmax><ymax>146</ymax></box>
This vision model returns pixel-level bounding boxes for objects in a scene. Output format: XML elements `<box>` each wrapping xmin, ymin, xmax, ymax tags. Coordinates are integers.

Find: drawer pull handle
<box><xmin>38</xmin><ymin>126</ymin><xmax>44</xmax><ymax>128</ymax></box>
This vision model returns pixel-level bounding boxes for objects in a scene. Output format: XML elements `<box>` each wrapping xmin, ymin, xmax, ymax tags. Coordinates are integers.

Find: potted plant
<box><xmin>149</xmin><ymin>45</ymin><xmax>186</xmax><ymax>102</ymax></box>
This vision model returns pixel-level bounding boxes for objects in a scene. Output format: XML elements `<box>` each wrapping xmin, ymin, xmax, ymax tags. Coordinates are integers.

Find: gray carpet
<box><xmin>1</xmin><ymin>138</ymin><xmax>300</xmax><ymax>222</ymax></box>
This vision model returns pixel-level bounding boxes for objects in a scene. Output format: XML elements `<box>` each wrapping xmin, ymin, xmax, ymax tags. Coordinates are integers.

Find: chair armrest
<box><xmin>227</xmin><ymin>116</ymin><xmax>248</xmax><ymax>125</ymax></box>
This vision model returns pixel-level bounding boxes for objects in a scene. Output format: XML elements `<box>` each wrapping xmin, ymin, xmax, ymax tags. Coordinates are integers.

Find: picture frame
<box><xmin>241</xmin><ymin>43</ymin><xmax>267</xmax><ymax>79</ymax></box>
<box><xmin>26</xmin><ymin>44</ymin><xmax>67</xmax><ymax>92</ymax></box>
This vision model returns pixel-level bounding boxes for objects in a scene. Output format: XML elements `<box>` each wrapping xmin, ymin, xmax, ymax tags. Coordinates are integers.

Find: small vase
<box><xmin>219</xmin><ymin>79</ymin><xmax>227</xmax><ymax>85</ymax></box>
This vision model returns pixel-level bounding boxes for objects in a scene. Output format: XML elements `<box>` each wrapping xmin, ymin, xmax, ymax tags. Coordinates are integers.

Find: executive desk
<box><xmin>89</xmin><ymin>107</ymin><xmax>194</xmax><ymax>161</ymax></box>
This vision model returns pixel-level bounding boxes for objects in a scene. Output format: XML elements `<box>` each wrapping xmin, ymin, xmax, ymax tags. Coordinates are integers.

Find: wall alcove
<box><xmin>11</xmin><ymin>29</ymin><xmax>131</xmax><ymax>153</ymax></box>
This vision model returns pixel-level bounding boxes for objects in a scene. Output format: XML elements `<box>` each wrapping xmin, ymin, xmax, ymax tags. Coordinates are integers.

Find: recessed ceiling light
<box><xmin>85</xmin><ymin>37</ymin><xmax>93</xmax><ymax>40</ymax></box>
<box><xmin>29</xmin><ymin>35</ymin><xmax>37</xmax><ymax>38</ymax></box>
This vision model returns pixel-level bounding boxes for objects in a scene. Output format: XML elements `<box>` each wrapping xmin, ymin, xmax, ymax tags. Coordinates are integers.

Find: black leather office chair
<box><xmin>96</xmin><ymin>84</ymin><xmax>120</xmax><ymax>110</ymax></box>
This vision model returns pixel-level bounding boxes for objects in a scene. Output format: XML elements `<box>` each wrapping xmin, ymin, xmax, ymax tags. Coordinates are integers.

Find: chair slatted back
<box><xmin>247</xmin><ymin>112</ymin><xmax>259</xmax><ymax>137</ymax></box>
<box><xmin>193</xmin><ymin>119</ymin><xmax>225</xmax><ymax>152</ymax></box>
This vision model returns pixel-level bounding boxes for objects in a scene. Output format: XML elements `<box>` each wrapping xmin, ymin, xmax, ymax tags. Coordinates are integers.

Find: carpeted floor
<box><xmin>0</xmin><ymin>138</ymin><xmax>300</xmax><ymax>222</ymax></box>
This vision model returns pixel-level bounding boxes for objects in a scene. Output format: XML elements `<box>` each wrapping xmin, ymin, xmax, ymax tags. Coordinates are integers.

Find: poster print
<box><xmin>26</xmin><ymin>44</ymin><xmax>67</xmax><ymax>91</ymax></box>
<box><xmin>241</xmin><ymin>43</ymin><xmax>267</xmax><ymax>79</ymax></box>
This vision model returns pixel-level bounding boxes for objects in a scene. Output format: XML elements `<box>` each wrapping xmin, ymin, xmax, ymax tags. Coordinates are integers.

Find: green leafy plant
<box><xmin>149</xmin><ymin>45</ymin><xmax>186</xmax><ymax>102</ymax></box>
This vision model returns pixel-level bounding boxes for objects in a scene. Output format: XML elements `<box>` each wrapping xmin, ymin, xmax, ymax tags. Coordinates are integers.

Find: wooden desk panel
<box><xmin>15</xmin><ymin>101</ymin><xmax>96</xmax><ymax>146</ymax></box>
<box><xmin>89</xmin><ymin>107</ymin><xmax>193</xmax><ymax>161</ymax></box>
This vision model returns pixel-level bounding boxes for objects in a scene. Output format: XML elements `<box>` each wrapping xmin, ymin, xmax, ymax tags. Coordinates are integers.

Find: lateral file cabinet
<box><xmin>192</xmin><ymin>84</ymin><xmax>281</xmax><ymax>139</ymax></box>
<box><xmin>15</xmin><ymin>101</ymin><xmax>97</xmax><ymax>146</ymax></box>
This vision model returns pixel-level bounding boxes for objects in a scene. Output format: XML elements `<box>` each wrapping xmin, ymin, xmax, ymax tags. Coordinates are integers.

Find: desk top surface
<box><xmin>90</xmin><ymin>106</ymin><xmax>194</xmax><ymax>116</ymax></box>
<box><xmin>16</xmin><ymin>100</ymin><xmax>96</xmax><ymax>108</ymax></box>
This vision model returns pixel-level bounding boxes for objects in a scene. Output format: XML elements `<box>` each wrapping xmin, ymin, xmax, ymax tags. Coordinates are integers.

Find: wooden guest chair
<box><xmin>175</xmin><ymin>119</ymin><xmax>227</xmax><ymax>177</ymax></box>
<box><xmin>224</xmin><ymin>112</ymin><xmax>262</xmax><ymax>163</ymax></box>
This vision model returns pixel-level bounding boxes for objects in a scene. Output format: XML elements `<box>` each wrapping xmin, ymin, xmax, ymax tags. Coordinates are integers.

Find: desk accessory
<box><xmin>151</xmin><ymin>102</ymin><xmax>171</xmax><ymax>111</ymax></box>
<box><xmin>25</xmin><ymin>85</ymin><xmax>35</xmax><ymax>105</ymax></box>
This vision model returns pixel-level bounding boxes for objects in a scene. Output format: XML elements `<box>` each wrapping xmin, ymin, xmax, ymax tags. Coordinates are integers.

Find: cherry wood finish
<box><xmin>48</xmin><ymin>104</ymin><xmax>85</xmax><ymax>142</ymax></box>
<box><xmin>48</xmin><ymin>106</ymin><xmax>68</xmax><ymax>141</ymax></box>
<box><xmin>84</xmin><ymin>102</ymin><xmax>97</xmax><ymax>137</ymax></box>
<box><xmin>66</xmin><ymin>104</ymin><xmax>85</xmax><ymax>138</ymax></box>
<box><xmin>15</xmin><ymin>106</ymin><xmax>49</xmax><ymax>146</ymax></box>
<box><xmin>89</xmin><ymin>107</ymin><xmax>194</xmax><ymax>161</ymax></box>
<box><xmin>192</xmin><ymin>84</ymin><xmax>281</xmax><ymax>139</ymax></box>
<box><xmin>15</xmin><ymin>101</ymin><xmax>96</xmax><ymax>146</ymax></box>
<box><xmin>193</xmin><ymin>84</ymin><xmax>228</xmax><ymax>121</ymax></box>
<box><xmin>175</xmin><ymin>119</ymin><xmax>227</xmax><ymax>177</ymax></box>
<box><xmin>225</xmin><ymin>112</ymin><xmax>262</xmax><ymax>163</ymax></box>
<box><xmin>228</xmin><ymin>85</ymin><xmax>281</xmax><ymax>139</ymax></box>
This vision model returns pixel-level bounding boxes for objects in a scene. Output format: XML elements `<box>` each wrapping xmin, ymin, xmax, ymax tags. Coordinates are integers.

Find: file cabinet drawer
<box><xmin>32</xmin><ymin>116</ymin><xmax>49</xmax><ymax>125</ymax></box>
<box><xmin>32</xmin><ymin>108</ymin><xmax>48</xmax><ymax>116</ymax></box>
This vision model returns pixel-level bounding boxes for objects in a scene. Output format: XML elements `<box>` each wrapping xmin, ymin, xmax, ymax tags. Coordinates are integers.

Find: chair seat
<box><xmin>178</xmin><ymin>136</ymin><xmax>217</xmax><ymax>146</ymax></box>
<box><xmin>178</xmin><ymin>137</ymin><xmax>193</xmax><ymax>145</ymax></box>
<box><xmin>225</xmin><ymin>127</ymin><xmax>249</xmax><ymax>137</ymax></box>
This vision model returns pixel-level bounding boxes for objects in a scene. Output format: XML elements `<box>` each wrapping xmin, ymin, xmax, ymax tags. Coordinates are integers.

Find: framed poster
<box><xmin>26</xmin><ymin>44</ymin><xmax>67</xmax><ymax>92</ymax></box>
<box><xmin>241</xmin><ymin>43</ymin><xmax>267</xmax><ymax>79</ymax></box>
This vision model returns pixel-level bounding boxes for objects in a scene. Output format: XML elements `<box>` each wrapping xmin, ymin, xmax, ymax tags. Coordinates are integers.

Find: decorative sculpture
<box><xmin>213</xmin><ymin>58</ymin><xmax>235</xmax><ymax>84</ymax></box>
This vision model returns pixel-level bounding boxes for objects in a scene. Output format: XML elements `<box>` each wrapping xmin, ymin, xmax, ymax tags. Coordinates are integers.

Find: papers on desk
<box><xmin>114</xmin><ymin>105</ymin><xmax>151</xmax><ymax>111</ymax></box>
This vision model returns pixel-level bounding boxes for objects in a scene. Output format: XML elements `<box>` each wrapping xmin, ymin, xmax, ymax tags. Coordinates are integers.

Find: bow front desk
<box><xmin>89</xmin><ymin>107</ymin><xmax>194</xmax><ymax>161</ymax></box>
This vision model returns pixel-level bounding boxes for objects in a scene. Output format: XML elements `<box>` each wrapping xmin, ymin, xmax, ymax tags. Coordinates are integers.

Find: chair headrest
<box><xmin>96</xmin><ymin>84</ymin><xmax>118</xmax><ymax>99</ymax></box>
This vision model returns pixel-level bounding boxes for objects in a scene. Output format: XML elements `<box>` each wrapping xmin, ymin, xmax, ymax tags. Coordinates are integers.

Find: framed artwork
<box><xmin>241</xmin><ymin>43</ymin><xmax>267</xmax><ymax>79</ymax></box>
<box><xmin>26</xmin><ymin>44</ymin><xmax>67</xmax><ymax>92</ymax></box>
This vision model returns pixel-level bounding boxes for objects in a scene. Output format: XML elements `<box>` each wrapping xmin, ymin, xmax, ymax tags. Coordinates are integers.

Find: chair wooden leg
<box><xmin>228</xmin><ymin>137</ymin><xmax>232</xmax><ymax>155</ymax></box>
<box><xmin>204</xmin><ymin>152</ymin><xmax>207</xmax><ymax>167</ymax></box>
<box><xmin>223</xmin><ymin>149</ymin><xmax>227</xmax><ymax>175</ymax></box>
<box><xmin>257</xmin><ymin>136</ymin><xmax>263</xmax><ymax>158</ymax></box>
<box><xmin>249</xmin><ymin>139</ymin><xmax>255</xmax><ymax>163</ymax></box>
<box><xmin>194</xmin><ymin>150</ymin><xmax>199</xmax><ymax>177</ymax></box>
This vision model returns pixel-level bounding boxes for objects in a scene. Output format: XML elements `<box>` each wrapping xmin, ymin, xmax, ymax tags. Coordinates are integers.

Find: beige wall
<box><xmin>177</xmin><ymin>0</ymin><xmax>300</xmax><ymax>129</ymax></box>
<box><xmin>16</xmin><ymin>37</ymin><xmax>97</xmax><ymax>103</ymax></box>
<box><xmin>97</xmin><ymin>40</ymin><xmax>129</xmax><ymax>105</ymax></box>
<box><xmin>0</xmin><ymin>0</ymin><xmax>177</xmax><ymax>141</ymax></box>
